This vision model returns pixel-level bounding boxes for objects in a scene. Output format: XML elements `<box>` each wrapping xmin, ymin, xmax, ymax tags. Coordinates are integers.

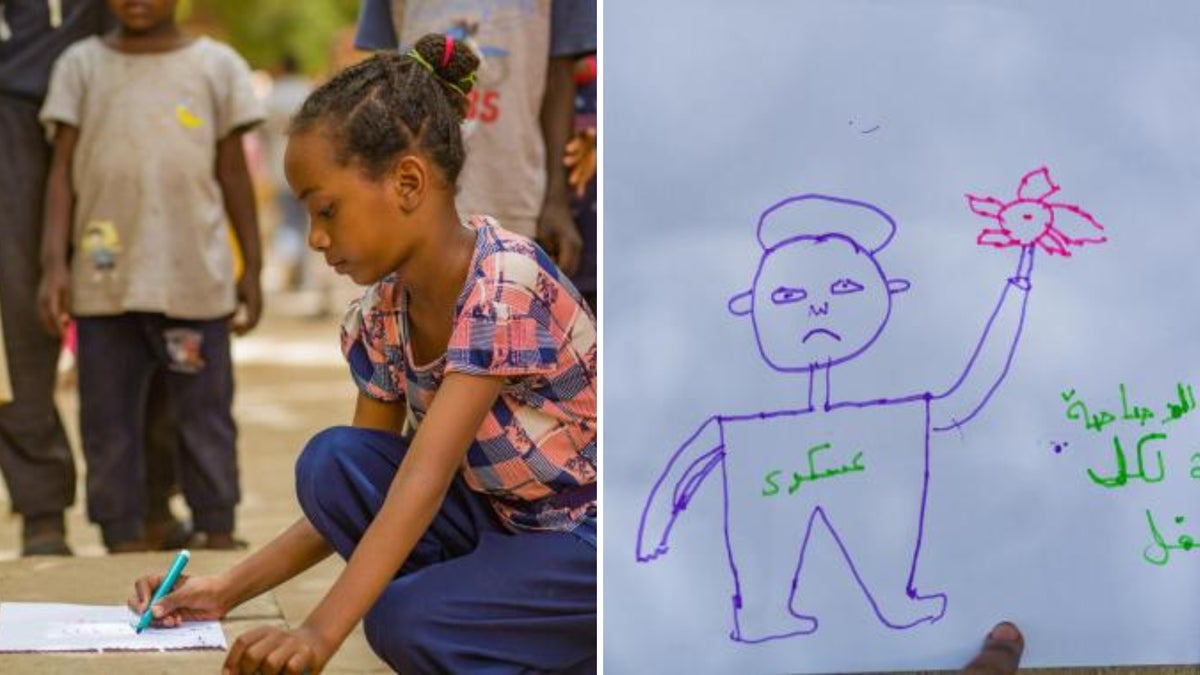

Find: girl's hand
<box><xmin>127</xmin><ymin>573</ymin><xmax>230</xmax><ymax>628</ymax></box>
<box><xmin>223</xmin><ymin>625</ymin><xmax>332</xmax><ymax>675</ymax></box>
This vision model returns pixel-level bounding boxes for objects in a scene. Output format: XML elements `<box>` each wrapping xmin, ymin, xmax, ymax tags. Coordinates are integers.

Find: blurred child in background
<box><xmin>38</xmin><ymin>0</ymin><xmax>263</xmax><ymax>552</ymax></box>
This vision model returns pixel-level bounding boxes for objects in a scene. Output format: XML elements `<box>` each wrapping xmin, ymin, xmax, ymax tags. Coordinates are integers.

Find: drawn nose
<box><xmin>809</xmin><ymin>302</ymin><xmax>829</xmax><ymax>317</ymax></box>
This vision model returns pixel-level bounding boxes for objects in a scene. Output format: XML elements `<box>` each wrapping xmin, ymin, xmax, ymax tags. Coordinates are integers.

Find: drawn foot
<box><xmin>731</xmin><ymin>605</ymin><xmax>818</xmax><ymax>643</ymax></box>
<box><xmin>877</xmin><ymin>590</ymin><xmax>947</xmax><ymax>630</ymax></box>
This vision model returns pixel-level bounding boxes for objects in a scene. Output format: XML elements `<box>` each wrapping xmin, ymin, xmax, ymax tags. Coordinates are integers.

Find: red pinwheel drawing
<box><xmin>966</xmin><ymin>167</ymin><xmax>1107</xmax><ymax>256</ymax></box>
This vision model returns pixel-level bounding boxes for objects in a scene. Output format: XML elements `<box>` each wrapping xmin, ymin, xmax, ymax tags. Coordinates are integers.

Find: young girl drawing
<box><xmin>128</xmin><ymin>34</ymin><xmax>597</xmax><ymax>674</ymax></box>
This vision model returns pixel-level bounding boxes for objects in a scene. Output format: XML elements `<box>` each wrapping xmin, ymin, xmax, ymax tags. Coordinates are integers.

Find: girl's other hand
<box><xmin>127</xmin><ymin>572</ymin><xmax>230</xmax><ymax>628</ymax></box>
<box><xmin>223</xmin><ymin>625</ymin><xmax>332</xmax><ymax>675</ymax></box>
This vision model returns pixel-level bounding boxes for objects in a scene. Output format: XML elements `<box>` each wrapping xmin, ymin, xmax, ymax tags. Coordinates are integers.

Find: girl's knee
<box><xmin>295</xmin><ymin>427</ymin><xmax>354</xmax><ymax>481</ymax></box>
<box><xmin>294</xmin><ymin>426</ymin><xmax>358</xmax><ymax>506</ymax></box>
<box><xmin>364</xmin><ymin>583</ymin><xmax>436</xmax><ymax>672</ymax></box>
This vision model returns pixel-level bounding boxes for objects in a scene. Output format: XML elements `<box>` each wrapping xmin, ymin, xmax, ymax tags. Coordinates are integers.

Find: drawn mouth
<box><xmin>802</xmin><ymin>329</ymin><xmax>842</xmax><ymax>343</ymax></box>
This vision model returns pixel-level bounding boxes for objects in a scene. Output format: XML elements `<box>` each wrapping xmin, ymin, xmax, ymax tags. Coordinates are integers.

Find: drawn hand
<box><xmin>537</xmin><ymin>201</ymin><xmax>583</xmax><ymax>276</ymax></box>
<box><xmin>963</xmin><ymin>622</ymin><xmax>1024</xmax><ymax>674</ymax></box>
<box><xmin>635</xmin><ymin>538</ymin><xmax>669</xmax><ymax>563</ymax></box>
<box><xmin>230</xmin><ymin>274</ymin><xmax>263</xmax><ymax>336</ymax></box>
<box><xmin>223</xmin><ymin>625</ymin><xmax>332</xmax><ymax>675</ymax></box>
<box><xmin>128</xmin><ymin>572</ymin><xmax>230</xmax><ymax>627</ymax></box>
<box><xmin>37</xmin><ymin>263</ymin><xmax>71</xmax><ymax>336</ymax></box>
<box><xmin>564</xmin><ymin>127</ymin><xmax>597</xmax><ymax>198</ymax></box>
<box><xmin>635</xmin><ymin>499</ymin><xmax>673</xmax><ymax>562</ymax></box>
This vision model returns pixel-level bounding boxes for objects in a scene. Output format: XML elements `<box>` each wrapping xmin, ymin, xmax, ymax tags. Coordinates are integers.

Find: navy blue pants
<box><xmin>295</xmin><ymin>426</ymin><xmax>597</xmax><ymax>674</ymax></box>
<box><xmin>76</xmin><ymin>313</ymin><xmax>237</xmax><ymax>545</ymax></box>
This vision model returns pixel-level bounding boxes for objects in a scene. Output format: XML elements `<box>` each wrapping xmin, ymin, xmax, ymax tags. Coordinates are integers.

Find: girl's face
<box><xmin>284</xmin><ymin>129</ymin><xmax>416</xmax><ymax>286</ymax></box>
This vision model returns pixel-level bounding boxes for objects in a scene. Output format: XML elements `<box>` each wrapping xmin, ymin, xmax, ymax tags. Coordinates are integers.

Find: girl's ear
<box><xmin>392</xmin><ymin>155</ymin><xmax>427</xmax><ymax>212</ymax></box>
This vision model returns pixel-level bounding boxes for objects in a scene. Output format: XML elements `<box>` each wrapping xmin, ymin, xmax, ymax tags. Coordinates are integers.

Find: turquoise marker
<box><xmin>134</xmin><ymin>549</ymin><xmax>190</xmax><ymax>634</ymax></box>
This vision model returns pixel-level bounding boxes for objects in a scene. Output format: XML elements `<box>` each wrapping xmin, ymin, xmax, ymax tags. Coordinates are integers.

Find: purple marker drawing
<box><xmin>636</xmin><ymin>175</ymin><xmax>1104</xmax><ymax>644</ymax></box>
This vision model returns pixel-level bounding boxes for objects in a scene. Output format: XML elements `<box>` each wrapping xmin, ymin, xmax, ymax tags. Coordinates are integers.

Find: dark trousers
<box><xmin>0</xmin><ymin>93</ymin><xmax>75</xmax><ymax>519</ymax></box>
<box><xmin>76</xmin><ymin>313</ymin><xmax>238</xmax><ymax>544</ymax></box>
<box><xmin>295</xmin><ymin>426</ymin><xmax>597</xmax><ymax>674</ymax></box>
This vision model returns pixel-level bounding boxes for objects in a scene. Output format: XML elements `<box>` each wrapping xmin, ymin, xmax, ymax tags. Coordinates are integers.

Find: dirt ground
<box><xmin>0</xmin><ymin>301</ymin><xmax>389</xmax><ymax>673</ymax></box>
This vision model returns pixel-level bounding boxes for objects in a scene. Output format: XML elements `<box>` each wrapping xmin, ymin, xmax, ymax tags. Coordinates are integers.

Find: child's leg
<box><xmin>76</xmin><ymin>314</ymin><xmax>159</xmax><ymax>548</ymax></box>
<box><xmin>0</xmin><ymin>94</ymin><xmax>76</xmax><ymax>554</ymax></box>
<box><xmin>157</xmin><ymin>317</ymin><xmax>238</xmax><ymax>541</ymax></box>
<box><xmin>143</xmin><ymin>369</ymin><xmax>188</xmax><ymax>549</ymax></box>
<box><xmin>294</xmin><ymin>425</ymin><xmax>596</xmax><ymax>672</ymax></box>
<box><xmin>294</xmin><ymin>426</ymin><xmax>494</xmax><ymax>570</ymax></box>
<box><xmin>364</xmin><ymin>525</ymin><xmax>597</xmax><ymax>673</ymax></box>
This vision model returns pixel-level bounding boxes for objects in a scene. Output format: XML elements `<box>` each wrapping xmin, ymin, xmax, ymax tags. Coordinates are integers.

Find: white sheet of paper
<box><xmin>606</xmin><ymin>1</ymin><xmax>1200</xmax><ymax>671</ymax></box>
<box><xmin>0</xmin><ymin>602</ymin><xmax>226</xmax><ymax>652</ymax></box>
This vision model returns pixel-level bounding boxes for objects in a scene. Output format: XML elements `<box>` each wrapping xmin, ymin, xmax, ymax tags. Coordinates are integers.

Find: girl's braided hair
<box><xmin>290</xmin><ymin>33</ymin><xmax>481</xmax><ymax>185</ymax></box>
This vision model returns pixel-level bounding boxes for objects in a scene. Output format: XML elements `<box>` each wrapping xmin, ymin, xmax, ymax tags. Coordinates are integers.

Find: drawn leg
<box><xmin>797</xmin><ymin>500</ymin><xmax>946</xmax><ymax>630</ymax></box>
<box><xmin>725</xmin><ymin>501</ymin><xmax>819</xmax><ymax>643</ymax></box>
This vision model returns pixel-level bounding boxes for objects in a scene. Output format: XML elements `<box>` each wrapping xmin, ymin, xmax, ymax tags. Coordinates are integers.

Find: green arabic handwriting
<box><xmin>1062</xmin><ymin>388</ymin><xmax>1117</xmax><ymax>433</ymax></box>
<box><xmin>1119</xmin><ymin>384</ymin><xmax>1156</xmax><ymax>427</ymax></box>
<box><xmin>1086</xmin><ymin>432</ymin><xmax>1167</xmax><ymax>488</ymax></box>
<box><xmin>1143</xmin><ymin>509</ymin><xmax>1197</xmax><ymax>566</ymax></box>
<box><xmin>761</xmin><ymin>442</ymin><xmax>865</xmax><ymax>497</ymax></box>
<box><xmin>1062</xmin><ymin>382</ymin><xmax>1199</xmax><ymax>434</ymax></box>
<box><xmin>1163</xmin><ymin>383</ymin><xmax>1197</xmax><ymax>424</ymax></box>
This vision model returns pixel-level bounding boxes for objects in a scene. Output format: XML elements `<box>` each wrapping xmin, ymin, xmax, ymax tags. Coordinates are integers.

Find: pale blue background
<box><xmin>604</xmin><ymin>0</ymin><xmax>1200</xmax><ymax>671</ymax></box>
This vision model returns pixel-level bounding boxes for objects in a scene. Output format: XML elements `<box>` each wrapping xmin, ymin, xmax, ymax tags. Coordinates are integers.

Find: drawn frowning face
<box><xmin>730</xmin><ymin>235</ymin><xmax>908</xmax><ymax>372</ymax></box>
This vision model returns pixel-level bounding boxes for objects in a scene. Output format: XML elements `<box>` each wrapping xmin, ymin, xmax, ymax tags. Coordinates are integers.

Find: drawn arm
<box><xmin>931</xmin><ymin>246</ymin><xmax>1034</xmax><ymax>431</ymax></box>
<box><xmin>636</xmin><ymin>415</ymin><xmax>725</xmax><ymax>562</ymax></box>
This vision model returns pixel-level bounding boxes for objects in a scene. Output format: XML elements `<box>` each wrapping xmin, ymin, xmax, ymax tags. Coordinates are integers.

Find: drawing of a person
<box><xmin>636</xmin><ymin>190</ymin><xmax>1043</xmax><ymax>643</ymax></box>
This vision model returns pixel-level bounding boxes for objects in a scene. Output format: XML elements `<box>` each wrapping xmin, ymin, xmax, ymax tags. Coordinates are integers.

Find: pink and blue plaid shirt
<box><xmin>340</xmin><ymin>216</ymin><xmax>597</xmax><ymax>533</ymax></box>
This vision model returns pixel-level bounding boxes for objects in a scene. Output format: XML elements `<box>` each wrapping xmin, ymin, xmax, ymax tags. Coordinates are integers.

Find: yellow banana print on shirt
<box><xmin>175</xmin><ymin>103</ymin><xmax>204</xmax><ymax>129</ymax></box>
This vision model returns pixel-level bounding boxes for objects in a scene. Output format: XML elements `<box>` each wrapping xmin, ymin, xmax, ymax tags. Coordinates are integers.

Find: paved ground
<box><xmin>0</xmin><ymin>301</ymin><xmax>389</xmax><ymax>673</ymax></box>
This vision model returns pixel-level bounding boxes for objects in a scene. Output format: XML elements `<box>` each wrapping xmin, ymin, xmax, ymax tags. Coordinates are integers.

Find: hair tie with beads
<box><xmin>406</xmin><ymin>48</ymin><xmax>476</xmax><ymax>98</ymax></box>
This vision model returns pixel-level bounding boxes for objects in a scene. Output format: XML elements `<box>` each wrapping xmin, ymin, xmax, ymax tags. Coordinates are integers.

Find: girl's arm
<box><xmin>213</xmin><ymin>516</ymin><xmax>334</xmax><ymax>612</ymax></box>
<box><xmin>215</xmin><ymin>130</ymin><xmax>263</xmax><ymax>335</ymax></box>
<box><xmin>226</xmin><ymin>373</ymin><xmax>503</xmax><ymax>670</ymax></box>
<box><xmin>303</xmin><ymin>373</ymin><xmax>501</xmax><ymax>653</ymax></box>
<box><xmin>38</xmin><ymin>123</ymin><xmax>78</xmax><ymax>336</ymax></box>
<box><xmin>214</xmin><ymin>392</ymin><xmax>409</xmax><ymax>608</ymax></box>
<box><xmin>135</xmin><ymin>393</ymin><xmax>409</xmax><ymax>625</ymax></box>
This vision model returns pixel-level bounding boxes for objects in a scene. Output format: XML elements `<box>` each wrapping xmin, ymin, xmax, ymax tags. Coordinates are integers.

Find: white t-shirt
<box><xmin>40</xmin><ymin>36</ymin><xmax>264</xmax><ymax>319</ymax></box>
<box><xmin>390</xmin><ymin>0</ymin><xmax>552</xmax><ymax>238</ymax></box>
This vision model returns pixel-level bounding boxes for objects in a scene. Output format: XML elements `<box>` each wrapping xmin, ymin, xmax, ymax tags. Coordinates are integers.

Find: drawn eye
<box><xmin>830</xmin><ymin>278</ymin><xmax>865</xmax><ymax>295</ymax></box>
<box><xmin>770</xmin><ymin>286</ymin><xmax>807</xmax><ymax>304</ymax></box>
